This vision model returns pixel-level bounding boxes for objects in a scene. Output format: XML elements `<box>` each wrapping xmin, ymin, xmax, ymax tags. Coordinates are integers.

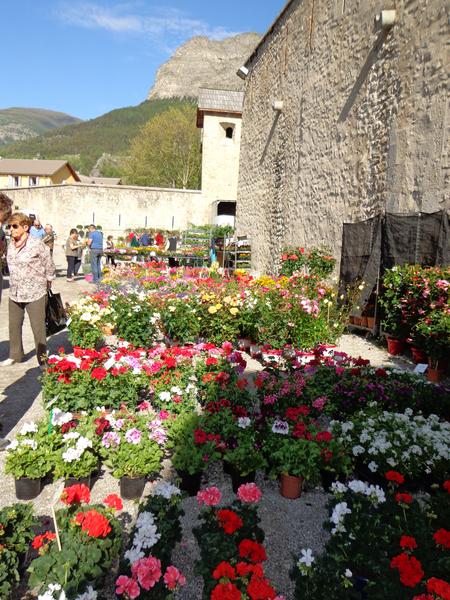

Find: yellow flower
<box><xmin>215</xmin><ymin>304</ymin><xmax>223</xmax><ymax>310</ymax></box>
<box><xmin>223</xmin><ymin>296</ymin><xmax>232</xmax><ymax>304</ymax></box>
<box><xmin>229</xmin><ymin>307</ymin><xmax>239</xmax><ymax>315</ymax></box>
<box><xmin>208</xmin><ymin>306</ymin><xmax>218</xmax><ymax>314</ymax></box>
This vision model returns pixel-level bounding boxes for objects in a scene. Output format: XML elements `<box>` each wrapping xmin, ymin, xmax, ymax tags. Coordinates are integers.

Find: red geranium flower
<box><xmin>247</xmin><ymin>574</ymin><xmax>277</xmax><ymax>599</ymax></box>
<box><xmin>75</xmin><ymin>509</ymin><xmax>111</xmax><ymax>538</ymax></box>
<box><xmin>239</xmin><ymin>539</ymin><xmax>267</xmax><ymax>563</ymax></box>
<box><xmin>32</xmin><ymin>531</ymin><xmax>56</xmax><ymax>550</ymax></box>
<box><xmin>427</xmin><ymin>577</ymin><xmax>450</xmax><ymax>600</ymax></box>
<box><xmin>236</xmin><ymin>562</ymin><xmax>264</xmax><ymax>578</ymax></box>
<box><xmin>211</xmin><ymin>582</ymin><xmax>242</xmax><ymax>600</ymax></box>
<box><xmin>91</xmin><ymin>367</ymin><xmax>107</xmax><ymax>381</ymax></box>
<box><xmin>396</xmin><ymin>493</ymin><xmax>413</xmax><ymax>505</ymax></box>
<box><xmin>103</xmin><ymin>494</ymin><xmax>123</xmax><ymax>511</ymax></box>
<box><xmin>433</xmin><ymin>528</ymin><xmax>450</xmax><ymax>549</ymax></box>
<box><xmin>400</xmin><ymin>535</ymin><xmax>418</xmax><ymax>550</ymax></box>
<box><xmin>443</xmin><ymin>480</ymin><xmax>450</xmax><ymax>494</ymax></box>
<box><xmin>385</xmin><ymin>471</ymin><xmax>405</xmax><ymax>485</ymax></box>
<box><xmin>217</xmin><ymin>509</ymin><xmax>243</xmax><ymax>534</ymax></box>
<box><xmin>213</xmin><ymin>561</ymin><xmax>236</xmax><ymax>580</ymax></box>
<box><xmin>316</xmin><ymin>431</ymin><xmax>332</xmax><ymax>443</ymax></box>
<box><xmin>390</xmin><ymin>553</ymin><xmax>424</xmax><ymax>588</ymax></box>
<box><xmin>194</xmin><ymin>429</ymin><xmax>208</xmax><ymax>444</ymax></box>
<box><xmin>206</xmin><ymin>357</ymin><xmax>218</xmax><ymax>366</ymax></box>
<box><xmin>61</xmin><ymin>483</ymin><xmax>90</xmax><ymax>505</ymax></box>
<box><xmin>94</xmin><ymin>417</ymin><xmax>110</xmax><ymax>435</ymax></box>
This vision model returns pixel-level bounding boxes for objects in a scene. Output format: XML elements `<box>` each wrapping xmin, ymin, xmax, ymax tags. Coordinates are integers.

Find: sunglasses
<box><xmin>11</xmin><ymin>224</ymin><xmax>23</xmax><ymax>229</ymax></box>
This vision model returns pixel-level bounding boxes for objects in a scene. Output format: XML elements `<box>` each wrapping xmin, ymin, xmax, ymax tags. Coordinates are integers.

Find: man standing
<box><xmin>0</xmin><ymin>192</ymin><xmax>13</xmax><ymax>304</ymax></box>
<box><xmin>87</xmin><ymin>224</ymin><xmax>103</xmax><ymax>284</ymax></box>
<box><xmin>29</xmin><ymin>218</ymin><xmax>46</xmax><ymax>240</ymax></box>
<box><xmin>42</xmin><ymin>224</ymin><xmax>55</xmax><ymax>257</ymax></box>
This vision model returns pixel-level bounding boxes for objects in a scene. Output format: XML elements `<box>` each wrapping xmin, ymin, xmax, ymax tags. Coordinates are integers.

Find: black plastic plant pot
<box><xmin>178</xmin><ymin>470</ymin><xmax>202</xmax><ymax>496</ymax></box>
<box><xmin>230</xmin><ymin>469</ymin><xmax>255</xmax><ymax>494</ymax></box>
<box><xmin>120</xmin><ymin>476</ymin><xmax>146</xmax><ymax>499</ymax></box>
<box><xmin>64</xmin><ymin>475</ymin><xmax>92</xmax><ymax>489</ymax></box>
<box><xmin>15</xmin><ymin>477</ymin><xmax>41</xmax><ymax>500</ymax></box>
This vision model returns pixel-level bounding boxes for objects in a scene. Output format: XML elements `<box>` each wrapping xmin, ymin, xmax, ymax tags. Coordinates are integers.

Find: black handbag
<box><xmin>46</xmin><ymin>290</ymin><xmax>67</xmax><ymax>335</ymax></box>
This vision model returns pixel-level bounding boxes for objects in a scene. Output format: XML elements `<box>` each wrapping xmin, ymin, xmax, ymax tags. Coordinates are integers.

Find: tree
<box><xmin>124</xmin><ymin>103</ymin><xmax>201</xmax><ymax>189</ymax></box>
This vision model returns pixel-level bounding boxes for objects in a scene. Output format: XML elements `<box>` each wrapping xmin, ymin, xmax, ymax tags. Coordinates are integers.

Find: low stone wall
<box><xmin>2</xmin><ymin>183</ymin><xmax>209</xmax><ymax>237</ymax></box>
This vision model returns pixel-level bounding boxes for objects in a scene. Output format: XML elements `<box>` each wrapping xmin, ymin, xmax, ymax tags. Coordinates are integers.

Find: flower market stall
<box><xmin>1</xmin><ymin>247</ymin><xmax>449</xmax><ymax>599</ymax></box>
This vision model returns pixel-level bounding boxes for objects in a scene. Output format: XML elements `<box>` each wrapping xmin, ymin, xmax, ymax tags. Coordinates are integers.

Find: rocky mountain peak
<box><xmin>148</xmin><ymin>32</ymin><xmax>261</xmax><ymax>99</ymax></box>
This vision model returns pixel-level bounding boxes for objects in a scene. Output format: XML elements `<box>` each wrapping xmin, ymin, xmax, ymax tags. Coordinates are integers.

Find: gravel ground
<box><xmin>0</xmin><ymin>249</ymin><xmax>422</xmax><ymax>598</ymax></box>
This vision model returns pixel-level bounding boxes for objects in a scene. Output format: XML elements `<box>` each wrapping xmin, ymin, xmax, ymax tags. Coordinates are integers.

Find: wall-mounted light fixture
<box><xmin>272</xmin><ymin>100</ymin><xmax>284</xmax><ymax>112</ymax></box>
<box><xmin>374</xmin><ymin>9</ymin><xmax>396</xmax><ymax>29</ymax></box>
<box><xmin>236</xmin><ymin>66</ymin><xmax>249</xmax><ymax>80</ymax></box>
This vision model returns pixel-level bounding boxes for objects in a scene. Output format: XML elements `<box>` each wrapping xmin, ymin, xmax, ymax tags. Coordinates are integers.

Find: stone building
<box><xmin>2</xmin><ymin>91</ymin><xmax>244</xmax><ymax>236</ymax></box>
<box><xmin>197</xmin><ymin>88</ymin><xmax>244</xmax><ymax>226</ymax></box>
<box><xmin>235</xmin><ymin>0</ymin><xmax>448</xmax><ymax>274</ymax></box>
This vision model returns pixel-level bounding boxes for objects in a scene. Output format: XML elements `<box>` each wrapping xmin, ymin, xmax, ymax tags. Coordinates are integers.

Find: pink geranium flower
<box><xmin>163</xmin><ymin>566</ymin><xmax>186</xmax><ymax>590</ymax></box>
<box><xmin>197</xmin><ymin>486</ymin><xmax>222</xmax><ymax>506</ymax></box>
<box><xmin>132</xmin><ymin>556</ymin><xmax>162</xmax><ymax>590</ymax></box>
<box><xmin>237</xmin><ymin>483</ymin><xmax>262</xmax><ymax>504</ymax></box>
<box><xmin>115</xmin><ymin>575</ymin><xmax>140</xmax><ymax>598</ymax></box>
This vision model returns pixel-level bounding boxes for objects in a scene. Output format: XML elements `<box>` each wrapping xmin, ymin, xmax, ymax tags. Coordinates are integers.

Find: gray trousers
<box><xmin>9</xmin><ymin>295</ymin><xmax>47</xmax><ymax>365</ymax></box>
<box><xmin>0</xmin><ymin>271</ymin><xmax>2</xmax><ymax>304</ymax></box>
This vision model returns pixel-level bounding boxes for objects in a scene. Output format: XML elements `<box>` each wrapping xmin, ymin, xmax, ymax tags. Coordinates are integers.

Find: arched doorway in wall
<box><xmin>214</xmin><ymin>201</ymin><xmax>236</xmax><ymax>226</ymax></box>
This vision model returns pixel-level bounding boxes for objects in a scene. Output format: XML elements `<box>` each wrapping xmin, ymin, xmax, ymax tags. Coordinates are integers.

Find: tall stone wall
<box><xmin>236</xmin><ymin>0</ymin><xmax>449</xmax><ymax>274</ymax></box>
<box><xmin>3</xmin><ymin>183</ymin><xmax>208</xmax><ymax>237</ymax></box>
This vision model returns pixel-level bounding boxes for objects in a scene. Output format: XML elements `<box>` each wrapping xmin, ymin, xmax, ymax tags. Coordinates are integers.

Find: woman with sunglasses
<box><xmin>0</xmin><ymin>212</ymin><xmax>55</xmax><ymax>367</ymax></box>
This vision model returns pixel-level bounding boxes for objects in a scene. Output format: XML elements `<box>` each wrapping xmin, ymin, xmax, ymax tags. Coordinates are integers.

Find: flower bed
<box><xmin>291</xmin><ymin>477</ymin><xmax>450</xmax><ymax>599</ymax></box>
<box><xmin>116</xmin><ymin>481</ymin><xmax>186</xmax><ymax>599</ymax></box>
<box><xmin>193</xmin><ymin>485</ymin><xmax>283</xmax><ymax>599</ymax></box>
<box><xmin>67</xmin><ymin>262</ymin><xmax>345</xmax><ymax>349</ymax></box>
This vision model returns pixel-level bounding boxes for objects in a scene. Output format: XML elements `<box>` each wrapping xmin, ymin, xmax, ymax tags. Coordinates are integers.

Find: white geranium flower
<box><xmin>345</xmin><ymin>569</ymin><xmax>353</xmax><ymax>578</ymax></box>
<box><xmin>21</xmin><ymin>439</ymin><xmax>38</xmax><ymax>450</ymax></box>
<box><xmin>52</xmin><ymin>409</ymin><xmax>73</xmax><ymax>426</ymax></box>
<box><xmin>237</xmin><ymin>417</ymin><xmax>251</xmax><ymax>429</ymax></box>
<box><xmin>20</xmin><ymin>422</ymin><xmax>38</xmax><ymax>436</ymax></box>
<box><xmin>124</xmin><ymin>547</ymin><xmax>145</xmax><ymax>565</ymax></box>
<box><xmin>297</xmin><ymin>548</ymin><xmax>315</xmax><ymax>567</ymax></box>
<box><xmin>75</xmin><ymin>587</ymin><xmax>97</xmax><ymax>600</ymax></box>
<box><xmin>158</xmin><ymin>391</ymin><xmax>171</xmax><ymax>402</ymax></box>
<box><xmin>368</xmin><ymin>461</ymin><xmax>378</xmax><ymax>472</ymax></box>
<box><xmin>151</xmin><ymin>481</ymin><xmax>181</xmax><ymax>499</ymax></box>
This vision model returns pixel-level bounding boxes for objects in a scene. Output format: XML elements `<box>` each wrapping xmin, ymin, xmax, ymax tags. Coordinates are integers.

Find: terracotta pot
<box><xmin>279</xmin><ymin>474</ymin><xmax>303</xmax><ymax>499</ymax></box>
<box><xmin>120</xmin><ymin>476</ymin><xmax>146</xmax><ymax>499</ymax></box>
<box><xmin>360</xmin><ymin>316</ymin><xmax>368</xmax><ymax>328</ymax></box>
<box><xmin>349</xmin><ymin>316</ymin><xmax>355</xmax><ymax>325</ymax></box>
<box><xmin>427</xmin><ymin>367</ymin><xmax>443</xmax><ymax>384</ymax></box>
<box><xmin>15</xmin><ymin>477</ymin><xmax>41</xmax><ymax>500</ymax></box>
<box><xmin>366</xmin><ymin>316</ymin><xmax>375</xmax><ymax>329</ymax></box>
<box><xmin>410</xmin><ymin>346</ymin><xmax>428</xmax><ymax>364</ymax></box>
<box><xmin>353</xmin><ymin>316</ymin><xmax>362</xmax><ymax>326</ymax></box>
<box><xmin>386</xmin><ymin>337</ymin><xmax>406</xmax><ymax>356</ymax></box>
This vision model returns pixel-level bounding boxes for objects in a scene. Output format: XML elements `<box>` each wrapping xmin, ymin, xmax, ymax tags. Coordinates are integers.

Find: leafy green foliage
<box><xmin>0</xmin><ymin>504</ymin><xmax>36</xmax><ymax>598</ymax></box>
<box><xmin>1</xmin><ymin>99</ymin><xmax>189</xmax><ymax>175</ymax></box>
<box><xmin>124</xmin><ymin>103</ymin><xmax>201</xmax><ymax>189</ymax></box>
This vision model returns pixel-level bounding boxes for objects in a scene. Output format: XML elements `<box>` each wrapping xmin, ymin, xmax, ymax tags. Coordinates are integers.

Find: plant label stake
<box><xmin>51</xmin><ymin>484</ymin><xmax>64</xmax><ymax>552</ymax></box>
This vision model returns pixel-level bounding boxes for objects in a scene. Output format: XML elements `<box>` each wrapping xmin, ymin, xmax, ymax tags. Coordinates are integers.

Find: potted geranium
<box><xmin>53</xmin><ymin>430</ymin><xmax>98</xmax><ymax>488</ymax></box>
<box><xmin>415</xmin><ymin>309</ymin><xmax>450</xmax><ymax>382</ymax></box>
<box><xmin>4</xmin><ymin>421</ymin><xmax>54</xmax><ymax>499</ymax></box>
<box><xmin>27</xmin><ymin>485</ymin><xmax>122</xmax><ymax>598</ymax></box>
<box><xmin>223</xmin><ymin>429</ymin><xmax>267</xmax><ymax>493</ymax></box>
<box><xmin>170</xmin><ymin>414</ymin><xmax>221</xmax><ymax>496</ymax></box>
<box><xmin>271</xmin><ymin>436</ymin><xmax>322</xmax><ymax>499</ymax></box>
<box><xmin>100</xmin><ymin>414</ymin><xmax>163</xmax><ymax>499</ymax></box>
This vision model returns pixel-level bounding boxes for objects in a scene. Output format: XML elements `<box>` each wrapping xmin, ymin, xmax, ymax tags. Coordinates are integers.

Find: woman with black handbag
<box><xmin>0</xmin><ymin>212</ymin><xmax>55</xmax><ymax>368</ymax></box>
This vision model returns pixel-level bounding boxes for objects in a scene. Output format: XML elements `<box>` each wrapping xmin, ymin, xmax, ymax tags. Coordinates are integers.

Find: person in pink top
<box><xmin>0</xmin><ymin>212</ymin><xmax>55</xmax><ymax>367</ymax></box>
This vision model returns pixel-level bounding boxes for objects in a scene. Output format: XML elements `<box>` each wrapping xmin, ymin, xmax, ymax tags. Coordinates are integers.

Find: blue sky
<box><xmin>0</xmin><ymin>1</ymin><xmax>280</xmax><ymax>120</ymax></box>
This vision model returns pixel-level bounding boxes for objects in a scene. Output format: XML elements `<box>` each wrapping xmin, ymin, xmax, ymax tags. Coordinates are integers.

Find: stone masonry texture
<box><xmin>235</xmin><ymin>0</ymin><xmax>449</xmax><ymax>274</ymax></box>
